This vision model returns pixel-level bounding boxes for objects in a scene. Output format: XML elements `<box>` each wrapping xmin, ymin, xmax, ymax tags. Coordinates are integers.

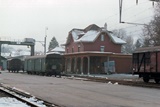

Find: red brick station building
<box><xmin>63</xmin><ymin>24</ymin><xmax>132</xmax><ymax>75</ymax></box>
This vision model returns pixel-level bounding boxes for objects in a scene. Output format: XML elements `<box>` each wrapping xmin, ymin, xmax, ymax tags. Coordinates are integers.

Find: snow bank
<box><xmin>0</xmin><ymin>97</ymin><xmax>30</xmax><ymax>107</ymax></box>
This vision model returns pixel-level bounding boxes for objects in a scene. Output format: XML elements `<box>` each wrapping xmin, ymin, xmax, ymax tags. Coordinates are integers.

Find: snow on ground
<box><xmin>0</xmin><ymin>86</ymin><xmax>47</xmax><ymax>107</ymax></box>
<box><xmin>0</xmin><ymin>97</ymin><xmax>30</xmax><ymax>107</ymax></box>
<box><xmin>0</xmin><ymin>96</ymin><xmax>47</xmax><ymax>107</ymax></box>
<box><xmin>69</xmin><ymin>73</ymin><xmax>139</xmax><ymax>82</ymax></box>
<box><xmin>73</xmin><ymin>74</ymin><xmax>139</xmax><ymax>79</ymax></box>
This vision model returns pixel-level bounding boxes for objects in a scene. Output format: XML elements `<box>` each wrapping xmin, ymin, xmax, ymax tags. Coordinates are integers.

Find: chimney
<box><xmin>104</xmin><ymin>23</ymin><xmax>107</xmax><ymax>30</ymax></box>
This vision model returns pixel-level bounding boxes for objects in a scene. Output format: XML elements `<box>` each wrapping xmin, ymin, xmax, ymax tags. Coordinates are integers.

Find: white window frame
<box><xmin>101</xmin><ymin>34</ymin><xmax>104</xmax><ymax>41</ymax></box>
<box><xmin>100</xmin><ymin>46</ymin><xmax>105</xmax><ymax>52</ymax></box>
<box><xmin>78</xmin><ymin>45</ymin><xmax>80</xmax><ymax>52</ymax></box>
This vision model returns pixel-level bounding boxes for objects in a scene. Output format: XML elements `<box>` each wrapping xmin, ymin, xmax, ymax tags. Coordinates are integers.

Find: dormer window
<box><xmin>72</xmin><ymin>46</ymin><xmax>74</xmax><ymax>53</ymax></box>
<box><xmin>101</xmin><ymin>34</ymin><xmax>104</xmax><ymax>41</ymax></box>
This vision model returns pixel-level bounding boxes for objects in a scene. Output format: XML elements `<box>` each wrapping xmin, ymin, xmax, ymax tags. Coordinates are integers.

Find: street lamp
<box><xmin>44</xmin><ymin>27</ymin><xmax>48</xmax><ymax>54</ymax></box>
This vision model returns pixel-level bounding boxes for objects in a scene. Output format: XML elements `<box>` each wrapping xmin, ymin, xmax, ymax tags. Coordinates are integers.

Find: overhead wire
<box><xmin>107</xmin><ymin>1</ymin><xmax>152</xmax><ymax>22</ymax></box>
<box><xmin>114</xmin><ymin>16</ymin><xmax>153</xmax><ymax>30</ymax></box>
<box><xmin>110</xmin><ymin>6</ymin><xmax>153</xmax><ymax>26</ymax></box>
<box><xmin>122</xmin><ymin>7</ymin><xmax>153</xmax><ymax>22</ymax></box>
<box><xmin>90</xmin><ymin>0</ymin><xmax>155</xmax><ymax>39</ymax></box>
<box><xmin>103</xmin><ymin>1</ymin><xmax>154</xmax><ymax>31</ymax></box>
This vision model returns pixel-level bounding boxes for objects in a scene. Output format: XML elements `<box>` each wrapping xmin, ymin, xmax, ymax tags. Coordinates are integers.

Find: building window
<box><xmin>100</xmin><ymin>46</ymin><xmax>105</xmax><ymax>52</ymax></box>
<box><xmin>72</xmin><ymin>47</ymin><xmax>74</xmax><ymax>53</ymax></box>
<box><xmin>67</xmin><ymin>48</ymin><xmax>69</xmax><ymax>53</ymax></box>
<box><xmin>78</xmin><ymin>45</ymin><xmax>80</xmax><ymax>52</ymax></box>
<box><xmin>101</xmin><ymin>34</ymin><xmax>104</xmax><ymax>41</ymax></box>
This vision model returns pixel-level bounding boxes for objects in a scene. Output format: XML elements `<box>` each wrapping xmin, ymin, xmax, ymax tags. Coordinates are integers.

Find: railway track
<box><xmin>0</xmin><ymin>83</ymin><xmax>61</xmax><ymax>107</ymax></box>
<box><xmin>1</xmin><ymin>74</ymin><xmax>159</xmax><ymax>107</ymax></box>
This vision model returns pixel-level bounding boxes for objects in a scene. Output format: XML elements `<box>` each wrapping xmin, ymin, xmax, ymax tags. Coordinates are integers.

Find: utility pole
<box><xmin>119</xmin><ymin>0</ymin><xmax>157</xmax><ymax>24</ymax></box>
<box><xmin>119</xmin><ymin>0</ymin><xmax>123</xmax><ymax>23</ymax></box>
<box><xmin>44</xmin><ymin>27</ymin><xmax>48</xmax><ymax>54</ymax></box>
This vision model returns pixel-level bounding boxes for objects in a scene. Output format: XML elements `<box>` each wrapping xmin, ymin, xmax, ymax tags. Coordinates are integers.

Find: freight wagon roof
<box><xmin>134</xmin><ymin>46</ymin><xmax>160</xmax><ymax>53</ymax></box>
<box><xmin>7</xmin><ymin>58</ymin><xmax>21</xmax><ymax>61</ymax></box>
<box><xmin>25</xmin><ymin>55</ymin><xmax>47</xmax><ymax>59</ymax></box>
<box><xmin>25</xmin><ymin>53</ymin><xmax>62</xmax><ymax>59</ymax></box>
<box><xmin>7</xmin><ymin>55</ymin><xmax>28</xmax><ymax>61</ymax></box>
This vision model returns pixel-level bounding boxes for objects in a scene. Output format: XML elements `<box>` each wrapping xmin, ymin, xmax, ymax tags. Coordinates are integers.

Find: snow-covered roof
<box><xmin>46</xmin><ymin>51</ymin><xmax>62</xmax><ymax>55</ymax></box>
<box><xmin>71</xmin><ymin>27</ymin><xmax>126</xmax><ymax>44</ymax></box>
<box><xmin>75</xmin><ymin>30</ymin><xmax>100</xmax><ymax>42</ymax></box>
<box><xmin>72</xmin><ymin>29</ymin><xmax>85</xmax><ymax>40</ymax></box>
<box><xmin>50</xmin><ymin>46</ymin><xmax>65</xmax><ymax>52</ymax></box>
<box><xmin>108</xmin><ymin>33</ymin><xmax>126</xmax><ymax>44</ymax></box>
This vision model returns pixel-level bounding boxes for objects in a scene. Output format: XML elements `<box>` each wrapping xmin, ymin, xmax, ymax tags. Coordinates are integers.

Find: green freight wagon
<box><xmin>24</xmin><ymin>53</ymin><xmax>64</xmax><ymax>76</ymax></box>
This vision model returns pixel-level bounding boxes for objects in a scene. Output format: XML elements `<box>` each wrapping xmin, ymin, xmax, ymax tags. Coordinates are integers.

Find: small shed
<box><xmin>0</xmin><ymin>56</ymin><xmax>7</xmax><ymax>70</ymax></box>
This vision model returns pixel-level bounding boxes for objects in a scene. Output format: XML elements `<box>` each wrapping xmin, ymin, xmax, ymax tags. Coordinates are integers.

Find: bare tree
<box><xmin>122</xmin><ymin>36</ymin><xmax>135</xmax><ymax>53</ymax></box>
<box><xmin>135</xmin><ymin>38</ymin><xmax>143</xmax><ymax>49</ymax></box>
<box><xmin>112</xmin><ymin>29</ymin><xmax>135</xmax><ymax>53</ymax></box>
<box><xmin>142</xmin><ymin>2</ymin><xmax>160</xmax><ymax>46</ymax></box>
<box><xmin>1</xmin><ymin>45</ymin><xmax>14</xmax><ymax>53</ymax></box>
<box><xmin>112</xmin><ymin>29</ymin><xmax>126</xmax><ymax>39</ymax></box>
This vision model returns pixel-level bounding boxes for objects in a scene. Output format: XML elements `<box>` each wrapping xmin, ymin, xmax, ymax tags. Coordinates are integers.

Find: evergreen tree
<box><xmin>48</xmin><ymin>37</ymin><xmax>59</xmax><ymax>51</ymax></box>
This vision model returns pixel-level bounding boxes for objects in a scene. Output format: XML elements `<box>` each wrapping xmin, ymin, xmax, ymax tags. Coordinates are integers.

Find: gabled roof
<box><xmin>65</xmin><ymin>24</ymin><xmax>126</xmax><ymax>45</ymax></box>
<box><xmin>84</xmin><ymin>24</ymin><xmax>100</xmax><ymax>31</ymax></box>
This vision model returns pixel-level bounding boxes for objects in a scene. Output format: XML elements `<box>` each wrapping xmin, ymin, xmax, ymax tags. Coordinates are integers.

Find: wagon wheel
<box><xmin>154</xmin><ymin>79</ymin><xmax>160</xmax><ymax>84</ymax></box>
<box><xmin>143</xmin><ymin>77</ymin><xmax>149</xmax><ymax>83</ymax></box>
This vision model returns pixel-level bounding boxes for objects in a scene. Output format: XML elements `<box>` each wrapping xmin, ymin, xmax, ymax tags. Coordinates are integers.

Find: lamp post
<box><xmin>44</xmin><ymin>27</ymin><xmax>48</xmax><ymax>54</ymax></box>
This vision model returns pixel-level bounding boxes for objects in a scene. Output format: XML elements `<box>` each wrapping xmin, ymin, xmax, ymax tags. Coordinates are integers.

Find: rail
<box><xmin>0</xmin><ymin>84</ymin><xmax>61</xmax><ymax>107</ymax></box>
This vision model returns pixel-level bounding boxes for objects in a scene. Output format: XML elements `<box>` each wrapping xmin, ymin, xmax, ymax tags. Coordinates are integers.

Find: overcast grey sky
<box><xmin>0</xmin><ymin>0</ymin><xmax>155</xmax><ymax>52</ymax></box>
